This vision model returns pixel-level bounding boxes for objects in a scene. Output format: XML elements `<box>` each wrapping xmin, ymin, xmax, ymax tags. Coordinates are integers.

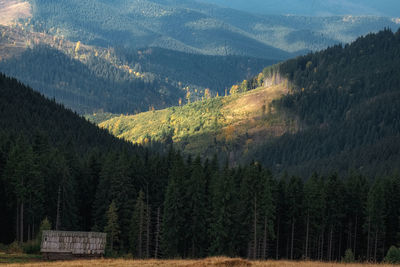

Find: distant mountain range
<box><xmin>30</xmin><ymin>0</ymin><xmax>399</xmax><ymax>56</ymax></box>
<box><xmin>0</xmin><ymin>0</ymin><xmax>399</xmax><ymax>115</ymax></box>
<box><xmin>197</xmin><ymin>0</ymin><xmax>400</xmax><ymax>17</ymax></box>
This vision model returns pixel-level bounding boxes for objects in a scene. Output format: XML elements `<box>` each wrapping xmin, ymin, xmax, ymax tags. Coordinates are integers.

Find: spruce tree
<box><xmin>260</xmin><ymin>169</ymin><xmax>276</xmax><ymax>259</ymax></box>
<box><xmin>186</xmin><ymin>156</ymin><xmax>207</xmax><ymax>257</ymax></box>
<box><xmin>129</xmin><ymin>190</ymin><xmax>148</xmax><ymax>258</ymax></box>
<box><xmin>104</xmin><ymin>200</ymin><xmax>120</xmax><ymax>252</ymax></box>
<box><xmin>209</xmin><ymin>165</ymin><xmax>238</xmax><ymax>256</ymax></box>
<box><xmin>162</xmin><ymin>153</ymin><xmax>188</xmax><ymax>257</ymax></box>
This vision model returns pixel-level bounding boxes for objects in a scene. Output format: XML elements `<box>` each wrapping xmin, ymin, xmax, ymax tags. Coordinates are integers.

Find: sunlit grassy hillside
<box><xmin>99</xmin><ymin>79</ymin><xmax>296</xmax><ymax>161</ymax></box>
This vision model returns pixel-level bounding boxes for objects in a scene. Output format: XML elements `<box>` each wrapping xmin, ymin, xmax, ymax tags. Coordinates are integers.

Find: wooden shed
<box><xmin>40</xmin><ymin>230</ymin><xmax>107</xmax><ymax>260</ymax></box>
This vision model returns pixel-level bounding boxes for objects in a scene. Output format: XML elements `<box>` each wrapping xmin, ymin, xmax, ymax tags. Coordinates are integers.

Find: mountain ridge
<box><xmin>95</xmin><ymin>28</ymin><xmax>400</xmax><ymax>177</ymax></box>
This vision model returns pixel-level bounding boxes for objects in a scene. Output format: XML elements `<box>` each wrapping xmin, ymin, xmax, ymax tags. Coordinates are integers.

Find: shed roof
<box><xmin>40</xmin><ymin>230</ymin><xmax>107</xmax><ymax>255</ymax></box>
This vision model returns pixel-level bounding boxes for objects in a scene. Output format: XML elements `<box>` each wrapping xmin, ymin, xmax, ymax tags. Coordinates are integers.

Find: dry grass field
<box><xmin>2</xmin><ymin>257</ymin><xmax>398</xmax><ymax>267</ymax></box>
<box><xmin>0</xmin><ymin>0</ymin><xmax>31</xmax><ymax>26</ymax></box>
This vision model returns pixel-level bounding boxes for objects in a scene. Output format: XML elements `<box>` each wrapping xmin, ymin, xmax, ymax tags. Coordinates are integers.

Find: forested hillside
<box><xmin>198</xmin><ymin>0</ymin><xmax>400</xmax><ymax>17</ymax></box>
<box><xmin>1</xmin><ymin>73</ymin><xmax>400</xmax><ymax>263</ymax></box>
<box><xmin>251</xmin><ymin>28</ymin><xmax>400</xmax><ymax>177</ymax></box>
<box><xmin>0</xmin><ymin>26</ymin><xmax>274</xmax><ymax>113</ymax></box>
<box><xmin>98</xmin><ymin>28</ymin><xmax>400</xmax><ymax>178</ymax></box>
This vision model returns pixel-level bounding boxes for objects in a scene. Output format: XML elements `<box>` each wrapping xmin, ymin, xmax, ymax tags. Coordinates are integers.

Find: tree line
<box><xmin>2</xmin><ymin>131</ymin><xmax>399</xmax><ymax>262</ymax></box>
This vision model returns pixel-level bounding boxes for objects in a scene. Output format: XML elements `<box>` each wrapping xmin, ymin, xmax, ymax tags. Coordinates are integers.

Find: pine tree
<box><xmin>286</xmin><ymin>176</ymin><xmax>303</xmax><ymax>260</ymax></box>
<box><xmin>186</xmin><ymin>156</ymin><xmax>208</xmax><ymax>257</ymax></box>
<box><xmin>260</xmin><ymin>169</ymin><xmax>276</xmax><ymax>259</ymax></box>
<box><xmin>365</xmin><ymin>180</ymin><xmax>386</xmax><ymax>262</ymax></box>
<box><xmin>161</xmin><ymin>153</ymin><xmax>188</xmax><ymax>257</ymax></box>
<box><xmin>238</xmin><ymin>163</ymin><xmax>263</xmax><ymax>258</ymax></box>
<box><xmin>324</xmin><ymin>174</ymin><xmax>345</xmax><ymax>261</ymax></box>
<box><xmin>209</xmin><ymin>165</ymin><xmax>238</xmax><ymax>256</ymax></box>
<box><xmin>129</xmin><ymin>190</ymin><xmax>148</xmax><ymax>258</ymax></box>
<box><xmin>3</xmin><ymin>138</ymin><xmax>39</xmax><ymax>243</ymax></box>
<box><xmin>303</xmin><ymin>173</ymin><xmax>325</xmax><ymax>259</ymax></box>
<box><xmin>104</xmin><ymin>200</ymin><xmax>120</xmax><ymax>252</ymax></box>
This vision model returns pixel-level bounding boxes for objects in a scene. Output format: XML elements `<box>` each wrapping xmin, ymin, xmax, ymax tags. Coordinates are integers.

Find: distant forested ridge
<box><xmin>29</xmin><ymin>0</ymin><xmax>398</xmax><ymax>56</ymax></box>
<box><xmin>198</xmin><ymin>0</ymin><xmax>400</xmax><ymax>17</ymax></box>
<box><xmin>0</xmin><ymin>33</ymin><xmax>274</xmax><ymax>113</ymax></box>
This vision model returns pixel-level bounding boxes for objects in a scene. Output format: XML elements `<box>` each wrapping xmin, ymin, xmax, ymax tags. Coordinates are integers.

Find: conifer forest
<box><xmin>1</xmin><ymin>0</ymin><xmax>400</xmax><ymax>264</ymax></box>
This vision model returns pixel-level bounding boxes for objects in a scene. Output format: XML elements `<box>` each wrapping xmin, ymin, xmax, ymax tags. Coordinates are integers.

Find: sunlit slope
<box><xmin>0</xmin><ymin>0</ymin><xmax>31</xmax><ymax>26</ymax></box>
<box><xmin>99</xmin><ymin>79</ymin><xmax>295</xmax><ymax>159</ymax></box>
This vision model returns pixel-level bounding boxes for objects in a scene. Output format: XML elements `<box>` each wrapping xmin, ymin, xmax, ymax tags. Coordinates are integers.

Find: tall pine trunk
<box><xmin>154</xmin><ymin>207</ymin><xmax>160</xmax><ymax>259</ymax></box>
<box><xmin>321</xmin><ymin>230</ymin><xmax>324</xmax><ymax>261</ymax></box>
<box><xmin>328</xmin><ymin>226</ymin><xmax>333</xmax><ymax>261</ymax></box>
<box><xmin>262</xmin><ymin>217</ymin><xmax>267</xmax><ymax>259</ymax></box>
<box><xmin>138</xmin><ymin>202</ymin><xmax>143</xmax><ymax>258</ymax></box>
<box><xmin>367</xmin><ymin>218</ymin><xmax>371</xmax><ymax>261</ymax></box>
<box><xmin>305</xmin><ymin>212</ymin><xmax>310</xmax><ymax>259</ymax></box>
<box><xmin>276</xmin><ymin>216</ymin><xmax>280</xmax><ymax>260</ymax></box>
<box><xmin>20</xmin><ymin>202</ymin><xmax>24</xmax><ymax>243</ymax></box>
<box><xmin>56</xmin><ymin>185</ymin><xmax>61</xmax><ymax>230</ymax></box>
<box><xmin>290</xmin><ymin>219</ymin><xmax>295</xmax><ymax>260</ymax></box>
<box><xmin>354</xmin><ymin>215</ymin><xmax>358</xmax><ymax>258</ymax></box>
<box><xmin>338</xmin><ymin>226</ymin><xmax>342</xmax><ymax>261</ymax></box>
<box><xmin>374</xmin><ymin>230</ymin><xmax>378</xmax><ymax>262</ymax></box>
<box><xmin>16</xmin><ymin>203</ymin><xmax>19</xmax><ymax>242</ymax></box>
<box><xmin>146</xmin><ymin>205</ymin><xmax>150</xmax><ymax>258</ymax></box>
<box><xmin>146</xmin><ymin>187</ymin><xmax>150</xmax><ymax>258</ymax></box>
<box><xmin>253</xmin><ymin>197</ymin><xmax>257</xmax><ymax>259</ymax></box>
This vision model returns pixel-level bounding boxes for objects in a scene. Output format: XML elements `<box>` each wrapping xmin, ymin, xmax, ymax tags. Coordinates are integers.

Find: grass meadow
<box><xmin>1</xmin><ymin>256</ymin><xmax>398</xmax><ymax>267</ymax></box>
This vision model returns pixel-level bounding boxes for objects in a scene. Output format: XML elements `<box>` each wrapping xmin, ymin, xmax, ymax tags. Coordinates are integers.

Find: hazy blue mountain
<box><xmin>29</xmin><ymin>0</ymin><xmax>399</xmax><ymax>58</ymax></box>
<box><xmin>197</xmin><ymin>0</ymin><xmax>400</xmax><ymax>17</ymax></box>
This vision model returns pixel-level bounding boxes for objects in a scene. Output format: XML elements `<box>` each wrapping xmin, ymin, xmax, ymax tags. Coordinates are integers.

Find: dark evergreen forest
<box><xmin>0</xmin><ymin>72</ymin><xmax>399</xmax><ymax>262</ymax></box>
<box><xmin>1</xmin><ymin>28</ymin><xmax>400</xmax><ymax>263</ymax></box>
<box><xmin>247</xmin><ymin>28</ymin><xmax>400</xmax><ymax>178</ymax></box>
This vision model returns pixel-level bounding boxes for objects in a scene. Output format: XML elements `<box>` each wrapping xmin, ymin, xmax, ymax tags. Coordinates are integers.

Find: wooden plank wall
<box><xmin>41</xmin><ymin>230</ymin><xmax>107</xmax><ymax>255</ymax></box>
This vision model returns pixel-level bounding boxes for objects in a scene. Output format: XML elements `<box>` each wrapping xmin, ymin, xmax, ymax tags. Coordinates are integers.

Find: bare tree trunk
<box><xmin>16</xmin><ymin>203</ymin><xmax>19</xmax><ymax>242</ymax></box>
<box><xmin>28</xmin><ymin>194</ymin><xmax>32</xmax><ymax>241</ymax></box>
<box><xmin>56</xmin><ymin>185</ymin><xmax>61</xmax><ymax>230</ymax></box>
<box><xmin>262</xmin><ymin>217</ymin><xmax>267</xmax><ymax>259</ymax></box>
<box><xmin>347</xmin><ymin>222</ymin><xmax>350</xmax><ymax>251</ymax></box>
<box><xmin>291</xmin><ymin>219</ymin><xmax>295</xmax><ymax>260</ymax></box>
<box><xmin>276</xmin><ymin>216</ymin><xmax>280</xmax><ymax>260</ymax></box>
<box><xmin>286</xmin><ymin>233</ymin><xmax>289</xmax><ymax>259</ymax></box>
<box><xmin>110</xmin><ymin>233</ymin><xmax>113</xmax><ymax>251</ymax></box>
<box><xmin>374</xmin><ymin>230</ymin><xmax>378</xmax><ymax>262</ymax></box>
<box><xmin>382</xmin><ymin>232</ymin><xmax>386</xmax><ymax>261</ymax></box>
<box><xmin>138</xmin><ymin>202</ymin><xmax>143</xmax><ymax>258</ymax></box>
<box><xmin>338</xmin><ymin>226</ymin><xmax>342</xmax><ymax>261</ymax></box>
<box><xmin>32</xmin><ymin>217</ymin><xmax>35</xmax><ymax>241</ymax></box>
<box><xmin>253</xmin><ymin>197</ymin><xmax>257</xmax><ymax>259</ymax></box>
<box><xmin>354</xmin><ymin>215</ymin><xmax>357</xmax><ymax>258</ymax></box>
<box><xmin>146</xmin><ymin>187</ymin><xmax>150</xmax><ymax>259</ymax></box>
<box><xmin>305</xmin><ymin>212</ymin><xmax>310</xmax><ymax>259</ymax></box>
<box><xmin>154</xmin><ymin>207</ymin><xmax>160</xmax><ymax>259</ymax></box>
<box><xmin>329</xmin><ymin>226</ymin><xmax>333</xmax><ymax>261</ymax></box>
<box><xmin>28</xmin><ymin>224</ymin><xmax>31</xmax><ymax>242</ymax></box>
<box><xmin>367</xmin><ymin>218</ymin><xmax>371</xmax><ymax>261</ymax></box>
<box><xmin>321</xmin><ymin>230</ymin><xmax>324</xmax><ymax>261</ymax></box>
<box><xmin>20</xmin><ymin>202</ymin><xmax>24</xmax><ymax>243</ymax></box>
